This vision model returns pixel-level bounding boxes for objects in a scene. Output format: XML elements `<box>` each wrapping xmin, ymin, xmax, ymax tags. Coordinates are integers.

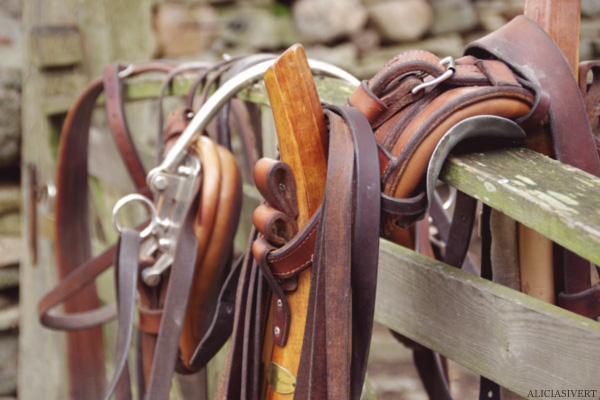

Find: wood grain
<box><xmin>375</xmin><ymin>239</ymin><xmax>600</xmax><ymax>396</ymax></box>
<box><xmin>441</xmin><ymin>148</ymin><xmax>600</xmax><ymax>266</ymax></box>
<box><xmin>262</xmin><ymin>44</ymin><xmax>328</xmax><ymax>399</ymax></box>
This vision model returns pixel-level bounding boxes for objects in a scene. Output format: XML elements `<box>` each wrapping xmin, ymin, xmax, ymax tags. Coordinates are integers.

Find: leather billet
<box><xmin>38</xmin><ymin>58</ymin><xmax>260</xmax><ymax>399</ymax></box>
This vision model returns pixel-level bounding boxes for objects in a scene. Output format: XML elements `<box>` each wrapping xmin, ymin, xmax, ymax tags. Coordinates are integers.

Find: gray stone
<box><xmin>580</xmin><ymin>38</ymin><xmax>594</xmax><ymax>61</ymax></box>
<box><xmin>0</xmin><ymin>0</ymin><xmax>20</xmax><ymax>19</ymax></box>
<box><xmin>368</xmin><ymin>0</ymin><xmax>433</xmax><ymax>42</ymax></box>
<box><xmin>580</xmin><ymin>18</ymin><xmax>600</xmax><ymax>39</ymax></box>
<box><xmin>351</xmin><ymin>29</ymin><xmax>381</xmax><ymax>53</ymax></box>
<box><xmin>293</xmin><ymin>0</ymin><xmax>368</xmax><ymax>44</ymax></box>
<box><xmin>304</xmin><ymin>43</ymin><xmax>359</xmax><ymax>73</ymax></box>
<box><xmin>153</xmin><ymin>3</ymin><xmax>219</xmax><ymax>58</ymax></box>
<box><xmin>477</xmin><ymin>8</ymin><xmax>507</xmax><ymax>33</ymax></box>
<box><xmin>0</xmin><ymin>69</ymin><xmax>20</xmax><ymax>168</ymax></box>
<box><xmin>357</xmin><ymin>34</ymin><xmax>465</xmax><ymax>79</ymax></box>
<box><xmin>582</xmin><ymin>0</ymin><xmax>600</xmax><ymax>17</ymax></box>
<box><xmin>0</xmin><ymin>10</ymin><xmax>22</xmax><ymax>69</ymax></box>
<box><xmin>429</xmin><ymin>0</ymin><xmax>479</xmax><ymax>35</ymax></box>
<box><xmin>504</xmin><ymin>0</ymin><xmax>525</xmax><ymax>19</ymax></box>
<box><xmin>221</xmin><ymin>6</ymin><xmax>299</xmax><ymax>50</ymax></box>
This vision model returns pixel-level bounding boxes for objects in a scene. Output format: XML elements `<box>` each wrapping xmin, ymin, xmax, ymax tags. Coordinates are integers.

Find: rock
<box><xmin>351</xmin><ymin>29</ymin><xmax>381</xmax><ymax>54</ymax></box>
<box><xmin>580</xmin><ymin>18</ymin><xmax>600</xmax><ymax>39</ymax></box>
<box><xmin>582</xmin><ymin>0</ymin><xmax>600</xmax><ymax>17</ymax></box>
<box><xmin>0</xmin><ymin>0</ymin><xmax>21</xmax><ymax>18</ymax></box>
<box><xmin>357</xmin><ymin>34</ymin><xmax>465</xmax><ymax>79</ymax></box>
<box><xmin>504</xmin><ymin>0</ymin><xmax>525</xmax><ymax>19</ymax></box>
<box><xmin>153</xmin><ymin>3</ymin><xmax>219</xmax><ymax>57</ymax></box>
<box><xmin>367</xmin><ymin>0</ymin><xmax>433</xmax><ymax>42</ymax></box>
<box><xmin>293</xmin><ymin>0</ymin><xmax>368</xmax><ymax>43</ymax></box>
<box><xmin>579</xmin><ymin>38</ymin><xmax>594</xmax><ymax>61</ymax></box>
<box><xmin>0</xmin><ymin>236</ymin><xmax>19</xmax><ymax>269</ymax></box>
<box><xmin>0</xmin><ymin>69</ymin><xmax>20</xmax><ymax>169</ymax></box>
<box><xmin>477</xmin><ymin>8</ymin><xmax>507</xmax><ymax>33</ymax></box>
<box><xmin>304</xmin><ymin>43</ymin><xmax>359</xmax><ymax>73</ymax></box>
<box><xmin>221</xmin><ymin>6</ymin><xmax>299</xmax><ymax>50</ymax></box>
<box><xmin>429</xmin><ymin>0</ymin><xmax>479</xmax><ymax>36</ymax></box>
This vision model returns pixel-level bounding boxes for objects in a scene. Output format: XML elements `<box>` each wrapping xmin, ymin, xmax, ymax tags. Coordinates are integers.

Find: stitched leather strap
<box><xmin>466</xmin><ymin>15</ymin><xmax>600</xmax><ymax>317</ymax></box>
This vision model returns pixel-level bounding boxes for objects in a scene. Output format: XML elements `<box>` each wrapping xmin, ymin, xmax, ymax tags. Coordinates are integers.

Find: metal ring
<box><xmin>112</xmin><ymin>194</ymin><xmax>157</xmax><ymax>238</ymax></box>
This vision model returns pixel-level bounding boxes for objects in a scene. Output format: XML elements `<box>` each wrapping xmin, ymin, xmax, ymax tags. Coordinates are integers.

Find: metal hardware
<box><xmin>411</xmin><ymin>56</ymin><xmax>456</xmax><ymax>94</ymax></box>
<box><xmin>267</xmin><ymin>362</ymin><xmax>296</xmax><ymax>394</ymax></box>
<box><xmin>114</xmin><ymin>58</ymin><xmax>358</xmax><ymax>286</ymax></box>
<box><xmin>274</xmin><ymin>326</ymin><xmax>281</xmax><ymax>337</ymax></box>
<box><xmin>112</xmin><ymin>194</ymin><xmax>159</xmax><ymax>239</ymax></box>
<box><xmin>425</xmin><ymin>115</ymin><xmax>526</xmax><ymax>217</ymax></box>
<box><xmin>147</xmin><ymin>58</ymin><xmax>360</xmax><ymax>186</ymax></box>
<box><xmin>276</xmin><ymin>299</ymin><xmax>283</xmax><ymax>308</ymax></box>
<box><xmin>137</xmin><ymin>152</ymin><xmax>202</xmax><ymax>285</ymax></box>
<box><xmin>117</xmin><ymin>64</ymin><xmax>135</xmax><ymax>79</ymax></box>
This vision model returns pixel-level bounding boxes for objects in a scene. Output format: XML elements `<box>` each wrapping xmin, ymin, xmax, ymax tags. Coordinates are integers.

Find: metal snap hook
<box><xmin>112</xmin><ymin>194</ymin><xmax>158</xmax><ymax>239</ymax></box>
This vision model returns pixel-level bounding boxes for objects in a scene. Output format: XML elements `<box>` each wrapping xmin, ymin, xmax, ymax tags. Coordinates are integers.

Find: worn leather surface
<box><xmin>39</xmin><ymin>59</ymin><xmax>256</xmax><ymax>399</ymax></box>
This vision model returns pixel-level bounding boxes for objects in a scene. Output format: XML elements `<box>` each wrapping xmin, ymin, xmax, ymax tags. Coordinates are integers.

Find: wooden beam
<box><xmin>375</xmin><ymin>239</ymin><xmax>600</xmax><ymax>396</ymax></box>
<box><xmin>441</xmin><ymin>148</ymin><xmax>600</xmax><ymax>266</ymax></box>
<box><xmin>41</xmin><ymin>76</ymin><xmax>356</xmax><ymax>116</ymax></box>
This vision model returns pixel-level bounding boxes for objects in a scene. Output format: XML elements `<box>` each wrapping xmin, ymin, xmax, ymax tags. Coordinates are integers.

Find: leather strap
<box><xmin>293</xmin><ymin>105</ymin><xmax>380</xmax><ymax>399</ymax></box>
<box><xmin>466</xmin><ymin>16</ymin><xmax>600</xmax><ymax>317</ymax></box>
<box><xmin>104</xmin><ymin>229</ymin><xmax>141</xmax><ymax>400</ymax></box>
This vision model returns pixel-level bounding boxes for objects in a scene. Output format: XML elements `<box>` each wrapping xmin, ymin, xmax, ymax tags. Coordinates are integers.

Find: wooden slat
<box><xmin>441</xmin><ymin>148</ymin><xmax>600</xmax><ymax>266</ymax></box>
<box><xmin>41</xmin><ymin>76</ymin><xmax>355</xmax><ymax>116</ymax></box>
<box><xmin>375</xmin><ymin>239</ymin><xmax>600</xmax><ymax>396</ymax></box>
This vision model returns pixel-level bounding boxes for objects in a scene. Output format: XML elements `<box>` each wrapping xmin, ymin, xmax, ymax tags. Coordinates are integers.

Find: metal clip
<box><xmin>117</xmin><ymin>64</ymin><xmax>135</xmax><ymax>79</ymax></box>
<box><xmin>111</xmin><ymin>152</ymin><xmax>201</xmax><ymax>286</ymax></box>
<box><xmin>411</xmin><ymin>56</ymin><xmax>456</xmax><ymax>94</ymax></box>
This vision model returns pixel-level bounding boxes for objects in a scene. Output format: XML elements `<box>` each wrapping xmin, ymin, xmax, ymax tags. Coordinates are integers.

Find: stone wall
<box><xmin>149</xmin><ymin>0</ymin><xmax>600</xmax><ymax>80</ymax></box>
<box><xmin>2</xmin><ymin>1</ymin><xmax>600</xmax><ymax>398</ymax></box>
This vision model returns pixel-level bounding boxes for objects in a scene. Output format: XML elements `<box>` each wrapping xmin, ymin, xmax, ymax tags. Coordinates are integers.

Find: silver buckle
<box><xmin>411</xmin><ymin>56</ymin><xmax>456</xmax><ymax>94</ymax></box>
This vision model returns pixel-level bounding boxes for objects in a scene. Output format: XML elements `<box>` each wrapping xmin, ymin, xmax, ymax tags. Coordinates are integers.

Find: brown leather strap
<box><xmin>104</xmin><ymin>228</ymin><xmax>141</xmax><ymax>400</ymax></box>
<box><xmin>293</xmin><ymin>105</ymin><xmax>380</xmax><ymax>399</ymax></box>
<box><xmin>466</xmin><ymin>16</ymin><xmax>600</xmax><ymax>316</ymax></box>
<box><xmin>466</xmin><ymin>16</ymin><xmax>600</xmax><ymax>178</ymax></box>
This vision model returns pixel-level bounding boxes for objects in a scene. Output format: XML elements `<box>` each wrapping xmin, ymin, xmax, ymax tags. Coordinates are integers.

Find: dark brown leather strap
<box><xmin>294</xmin><ymin>104</ymin><xmax>380</xmax><ymax>399</ymax></box>
<box><xmin>104</xmin><ymin>228</ymin><xmax>141</xmax><ymax>400</ymax></box>
<box><xmin>144</xmin><ymin>207</ymin><xmax>200</xmax><ymax>399</ymax></box>
<box><xmin>466</xmin><ymin>16</ymin><xmax>600</xmax><ymax>178</ymax></box>
<box><xmin>466</xmin><ymin>16</ymin><xmax>600</xmax><ymax>317</ymax></box>
<box><xmin>104</xmin><ymin>64</ymin><xmax>150</xmax><ymax>190</ymax></box>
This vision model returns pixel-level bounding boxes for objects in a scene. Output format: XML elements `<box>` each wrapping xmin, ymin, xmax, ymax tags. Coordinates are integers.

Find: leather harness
<box><xmin>38</xmin><ymin>15</ymin><xmax>600</xmax><ymax>400</ymax></box>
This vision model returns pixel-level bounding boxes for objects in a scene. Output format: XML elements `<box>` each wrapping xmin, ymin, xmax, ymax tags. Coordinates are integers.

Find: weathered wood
<box><xmin>21</xmin><ymin>0</ymin><xmax>155</xmax><ymax>398</ymax></box>
<box><xmin>262</xmin><ymin>44</ymin><xmax>328</xmax><ymax>399</ymax></box>
<box><xmin>31</xmin><ymin>26</ymin><xmax>83</xmax><ymax>68</ymax></box>
<box><xmin>375</xmin><ymin>239</ymin><xmax>600</xmax><ymax>396</ymax></box>
<box><xmin>0</xmin><ymin>237</ymin><xmax>20</xmax><ymax>268</ymax></box>
<box><xmin>41</xmin><ymin>75</ymin><xmax>356</xmax><ymax>117</ymax></box>
<box><xmin>441</xmin><ymin>148</ymin><xmax>600</xmax><ymax>266</ymax></box>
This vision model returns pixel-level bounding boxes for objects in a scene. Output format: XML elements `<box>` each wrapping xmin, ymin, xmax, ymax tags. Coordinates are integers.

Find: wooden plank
<box><xmin>441</xmin><ymin>148</ymin><xmax>600</xmax><ymax>266</ymax></box>
<box><xmin>41</xmin><ymin>76</ymin><xmax>356</xmax><ymax>116</ymax></box>
<box><xmin>375</xmin><ymin>239</ymin><xmax>600</xmax><ymax>396</ymax></box>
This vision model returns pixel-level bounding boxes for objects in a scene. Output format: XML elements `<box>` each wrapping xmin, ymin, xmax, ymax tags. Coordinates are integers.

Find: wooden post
<box><xmin>20</xmin><ymin>1</ymin><xmax>155</xmax><ymax>398</ymax></box>
<box><xmin>519</xmin><ymin>0</ymin><xmax>582</xmax><ymax>305</ymax></box>
<box><xmin>262</xmin><ymin>44</ymin><xmax>328</xmax><ymax>399</ymax></box>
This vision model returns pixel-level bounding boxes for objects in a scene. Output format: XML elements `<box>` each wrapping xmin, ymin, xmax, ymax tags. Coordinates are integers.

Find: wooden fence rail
<box><xmin>31</xmin><ymin>73</ymin><xmax>600</xmax><ymax>398</ymax></box>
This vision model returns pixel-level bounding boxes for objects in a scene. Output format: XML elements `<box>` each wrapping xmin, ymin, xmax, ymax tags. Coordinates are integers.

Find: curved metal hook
<box><xmin>147</xmin><ymin>58</ymin><xmax>360</xmax><ymax>189</ymax></box>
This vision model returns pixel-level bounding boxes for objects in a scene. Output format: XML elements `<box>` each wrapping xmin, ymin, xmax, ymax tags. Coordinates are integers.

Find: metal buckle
<box><xmin>113</xmin><ymin>57</ymin><xmax>359</xmax><ymax>286</ymax></box>
<box><xmin>411</xmin><ymin>56</ymin><xmax>456</xmax><ymax>94</ymax></box>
